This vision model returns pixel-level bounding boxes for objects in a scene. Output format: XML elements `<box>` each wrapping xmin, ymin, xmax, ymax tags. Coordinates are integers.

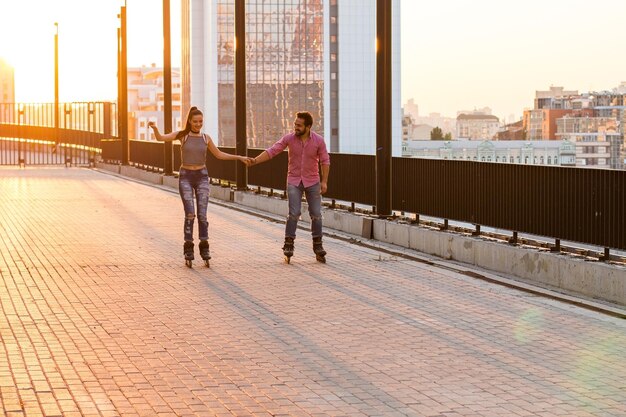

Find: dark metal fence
<box><xmin>392</xmin><ymin>158</ymin><xmax>625</xmax><ymax>251</ymax></box>
<box><xmin>100</xmin><ymin>138</ymin><xmax>626</xmax><ymax>251</ymax></box>
<box><xmin>0</xmin><ymin>138</ymin><xmax>94</xmax><ymax>166</ymax></box>
<box><xmin>0</xmin><ymin>102</ymin><xmax>116</xmax><ymax>166</ymax></box>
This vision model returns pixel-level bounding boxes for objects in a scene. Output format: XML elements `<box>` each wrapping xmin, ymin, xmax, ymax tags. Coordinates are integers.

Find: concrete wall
<box><xmin>96</xmin><ymin>162</ymin><xmax>626</xmax><ymax>307</ymax></box>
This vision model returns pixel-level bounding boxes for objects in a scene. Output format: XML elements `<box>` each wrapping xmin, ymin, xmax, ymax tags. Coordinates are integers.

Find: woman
<box><xmin>148</xmin><ymin>107</ymin><xmax>251</xmax><ymax>267</ymax></box>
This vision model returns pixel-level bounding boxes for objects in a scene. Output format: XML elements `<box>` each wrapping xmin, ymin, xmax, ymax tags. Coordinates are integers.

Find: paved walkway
<box><xmin>0</xmin><ymin>167</ymin><xmax>625</xmax><ymax>417</ymax></box>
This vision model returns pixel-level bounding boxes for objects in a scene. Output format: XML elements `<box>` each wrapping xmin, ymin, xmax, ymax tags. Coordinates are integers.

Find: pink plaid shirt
<box><xmin>266</xmin><ymin>131</ymin><xmax>330</xmax><ymax>188</ymax></box>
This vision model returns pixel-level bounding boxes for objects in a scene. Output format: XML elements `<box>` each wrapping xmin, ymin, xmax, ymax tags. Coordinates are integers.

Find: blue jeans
<box><xmin>178</xmin><ymin>167</ymin><xmax>210</xmax><ymax>242</ymax></box>
<box><xmin>286</xmin><ymin>182</ymin><xmax>322</xmax><ymax>239</ymax></box>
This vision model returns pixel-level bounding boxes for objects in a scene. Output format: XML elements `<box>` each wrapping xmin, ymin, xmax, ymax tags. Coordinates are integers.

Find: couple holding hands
<box><xmin>148</xmin><ymin>107</ymin><xmax>330</xmax><ymax>266</ymax></box>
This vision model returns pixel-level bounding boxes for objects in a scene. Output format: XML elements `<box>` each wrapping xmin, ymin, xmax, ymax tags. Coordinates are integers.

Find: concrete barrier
<box><xmin>95</xmin><ymin>162</ymin><xmax>626</xmax><ymax>307</ymax></box>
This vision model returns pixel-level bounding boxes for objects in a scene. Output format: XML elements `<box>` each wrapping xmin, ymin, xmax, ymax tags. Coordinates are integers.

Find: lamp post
<box><xmin>163</xmin><ymin>0</ymin><xmax>173</xmax><ymax>175</ymax></box>
<box><xmin>119</xmin><ymin>3</ymin><xmax>129</xmax><ymax>165</ymax></box>
<box><xmin>54</xmin><ymin>22</ymin><xmax>59</xmax><ymax>149</ymax></box>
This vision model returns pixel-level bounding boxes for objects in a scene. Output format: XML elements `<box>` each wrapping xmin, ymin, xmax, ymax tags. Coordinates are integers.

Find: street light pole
<box><xmin>163</xmin><ymin>0</ymin><xmax>173</xmax><ymax>175</ymax></box>
<box><xmin>54</xmin><ymin>22</ymin><xmax>59</xmax><ymax>147</ymax></box>
<box><xmin>120</xmin><ymin>4</ymin><xmax>129</xmax><ymax>165</ymax></box>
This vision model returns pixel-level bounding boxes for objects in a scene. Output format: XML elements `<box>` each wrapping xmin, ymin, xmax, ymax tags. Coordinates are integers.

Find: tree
<box><xmin>444</xmin><ymin>132</ymin><xmax>452</xmax><ymax>140</ymax></box>
<box><xmin>430</xmin><ymin>126</ymin><xmax>444</xmax><ymax>140</ymax></box>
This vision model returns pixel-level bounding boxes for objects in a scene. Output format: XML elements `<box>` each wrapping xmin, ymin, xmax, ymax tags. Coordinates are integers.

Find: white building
<box><xmin>456</xmin><ymin>113</ymin><xmax>500</xmax><ymax>140</ymax></box>
<box><xmin>556</xmin><ymin>116</ymin><xmax>622</xmax><ymax>169</ymax></box>
<box><xmin>535</xmin><ymin>86</ymin><xmax>579</xmax><ymax>109</ymax></box>
<box><xmin>184</xmin><ymin>0</ymin><xmax>402</xmax><ymax>156</ymax></box>
<box><xmin>411</xmin><ymin>112</ymin><xmax>456</xmax><ymax>139</ymax></box>
<box><xmin>127</xmin><ymin>65</ymin><xmax>182</xmax><ymax>141</ymax></box>
<box><xmin>403</xmin><ymin>139</ymin><xmax>576</xmax><ymax>167</ymax></box>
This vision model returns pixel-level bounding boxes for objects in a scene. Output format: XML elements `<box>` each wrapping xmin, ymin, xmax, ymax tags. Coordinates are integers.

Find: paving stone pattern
<box><xmin>0</xmin><ymin>167</ymin><xmax>625</xmax><ymax>417</ymax></box>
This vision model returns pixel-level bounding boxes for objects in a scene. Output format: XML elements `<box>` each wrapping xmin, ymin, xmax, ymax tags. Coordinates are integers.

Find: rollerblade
<box><xmin>199</xmin><ymin>240</ymin><xmax>211</xmax><ymax>267</ymax></box>
<box><xmin>184</xmin><ymin>241</ymin><xmax>194</xmax><ymax>267</ymax></box>
<box><xmin>313</xmin><ymin>237</ymin><xmax>326</xmax><ymax>263</ymax></box>
<box><xmin>282</xmin><ymin>237</ymin><xmax>294</xmax><ymax>264</ymax></box>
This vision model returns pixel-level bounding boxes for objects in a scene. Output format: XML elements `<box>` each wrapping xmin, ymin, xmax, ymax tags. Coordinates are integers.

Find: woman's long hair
<box><xmin>175</xmin><ymin>106</ymin><xmax>203</xmax><ymax>139</ymax></box>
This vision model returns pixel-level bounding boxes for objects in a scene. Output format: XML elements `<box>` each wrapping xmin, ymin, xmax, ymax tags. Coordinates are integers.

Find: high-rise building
<box><xmin>183</xmin><ymin>0</ymin><xmax>401</xmax><ymax>155</ymax></box>
<box><xmin>0</xmin><ymin>59</ymin><xmax>15</xmax><ymax>104</ymax></box>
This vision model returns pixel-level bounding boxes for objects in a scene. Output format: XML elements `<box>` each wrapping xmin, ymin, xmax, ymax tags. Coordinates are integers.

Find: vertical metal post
<box><xmin>120</xmin><ymin>4</ymin><xmax>129</xmax><ymax>165</ymax></box>
<box><xmin>117</xmin><ymin>27</ymin><xmax>122</xmax><ymax>141</ymax></box>
<box><xmin>235</xmin><ymin>0</ymin><xmax>247</xmax><ymax>190</ymax></box>
<box><xmin>163</xmin><ymin>0</ymin><xmax>173</xmax><ymax>175</ymax></box>
<box><xmin>104</xmin><ymin>102</ymin><xmax>112</xmax><ymax>138</ymax></box>
<box><xmin>376</xmin><ymin>0</ymin><xmax>392</xmax><ymax>217</ymax></box>
<box><xmin>54</xmin><ymin>23</ymin><xmax>59</xmax><ymax>146</ymax></box>
<box><xmin>180</xmin><ymin>0</ymin><xmax>191</xmax><ymax>115</ymax></box>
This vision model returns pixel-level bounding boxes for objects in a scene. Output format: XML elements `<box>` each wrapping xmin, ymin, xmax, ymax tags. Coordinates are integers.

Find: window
<box><xmin>547</xmin><ymin>156</ymin><xmax>552</xmax><ymax>164</ymax></box>
<box><xmin>330</xmin><ymin>53</ymin><xmax>337</xmax><ymax>62</ymax></box>
<box><xmin>331</xmin><ymin>72</ymin><xmax>336</xmax><ymax>80</ymax></box>
<box><xmin>330</xmin><ymin>35</ymin><xmax>337</xmax><ymax>43</ymax></box>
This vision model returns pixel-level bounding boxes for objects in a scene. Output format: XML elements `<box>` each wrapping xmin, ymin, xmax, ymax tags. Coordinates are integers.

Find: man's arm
<box><xmin>252</xmin><ymin>135</ymin><xmax>289</xmax><ymax>165</ymax></box>
<box><xmin>320</xmin><ymin>164</ymin><xmax>330</xmax><ymax>194</ymax></box>
<box><xmin>317</xmin><ymin>135</ymin><xmax>331</xmax><ymax>194</ymax></box>
<box><xmin>252</xmin><ymin>151</ymin><xmax>271</xmax><ymax>165</ymax></box>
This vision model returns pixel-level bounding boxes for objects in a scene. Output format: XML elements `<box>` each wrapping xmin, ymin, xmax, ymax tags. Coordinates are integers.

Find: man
<box><xmin>251</xmin><ymin>111</ymin><xmax>330</xmax><ymax>263</ymax></box>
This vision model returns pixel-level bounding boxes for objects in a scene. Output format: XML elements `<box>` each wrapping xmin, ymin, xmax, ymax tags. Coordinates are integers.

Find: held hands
<box><xmin>320</xmin><ymin>182</ymin><xmax>327</xmax><ymax>195</ymax></box>
<box><xmin>147</xmin><ymin>121</ymin><xmax>156</xmax><ymax>129</ymax></box>
<box><xmin>241</xmin><ymin>156</ymin><xmax>255</xmax><ymax>167</ymax></box>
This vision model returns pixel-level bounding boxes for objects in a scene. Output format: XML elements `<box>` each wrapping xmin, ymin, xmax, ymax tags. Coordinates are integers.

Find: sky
<box><xmin>0</xmin><ymin>0</ymin><xmax>181</xmax><ymax>103</ymax></box>
<box><xmin>400</xmin><ymin>0</ymin><xmax>626</xmax><ymax>121</ymax></box>
<box><xmin>1</xmin><ymin>0</ymin><xmax>625</xmax><ymax>122</ymax></box>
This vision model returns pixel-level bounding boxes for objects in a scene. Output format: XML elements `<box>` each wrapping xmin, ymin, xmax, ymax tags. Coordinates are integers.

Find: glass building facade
<box><xmin>216</xmin><ymin>1</ymin><xmax>325</xmax><ymax>148</ymax></box>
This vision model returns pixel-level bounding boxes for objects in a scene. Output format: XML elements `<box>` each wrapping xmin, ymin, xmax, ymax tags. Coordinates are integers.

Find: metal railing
<box><xmin>3</xmin><ymin>105</ymin><xmax>625</xmax><ymax>255</ymax></box>
<box><xmin>0</xmin><ymin>102</ymin><xmax>117</xmax><ymax>166</ymax></box>
<box><xmin>0</xmin><ymin>102</ymin><xmax>117</xmax><ymax>135</ymax></box>
<box><xmin>101</xmin><ymin>139</ymin><xmax>626</xmax><ymax>253</ymax></box>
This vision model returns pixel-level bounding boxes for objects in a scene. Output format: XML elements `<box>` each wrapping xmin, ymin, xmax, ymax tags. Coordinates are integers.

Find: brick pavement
<box><xmin>0</xmin><ymin>166</ymin><xmax>625</xmax><ymax>417</ymax></box>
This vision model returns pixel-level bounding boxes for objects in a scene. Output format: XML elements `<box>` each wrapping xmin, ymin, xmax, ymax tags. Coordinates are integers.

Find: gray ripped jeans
<box><xmin>178</xmin><ymin>167</ymin><xmax>210</xmax><ymax>242</ymax></box>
